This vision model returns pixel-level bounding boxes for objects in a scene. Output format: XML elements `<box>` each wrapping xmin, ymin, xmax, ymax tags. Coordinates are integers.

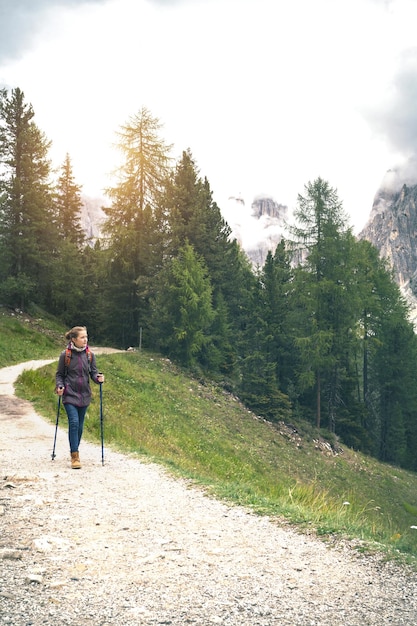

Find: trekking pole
<box><xmin>51</xmin><ymin>392</ymin><xmax>62</xmax><ymax>460</ymax></box>
<box><xmin>99</xmin><ymin>376</ymin><xmax>104</xmax><ymax>466</ymax></box>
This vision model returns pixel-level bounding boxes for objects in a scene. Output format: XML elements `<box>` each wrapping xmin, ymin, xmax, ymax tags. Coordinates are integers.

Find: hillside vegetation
<box><xmin>3</xmin><ymin>307</ymin><xmax>417</xmax><ymax>566</ymax></box>
<box><xmin>0</xmin><ymin>307</ymin><xmax>64</xmax><ymax>367</ymax></box>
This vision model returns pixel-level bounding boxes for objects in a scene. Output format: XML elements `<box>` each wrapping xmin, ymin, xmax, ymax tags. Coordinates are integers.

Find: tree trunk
<box><xmin>316</xmin><ymin>370</ymin><xmax>321</xmax><ymax>429</ymax></box>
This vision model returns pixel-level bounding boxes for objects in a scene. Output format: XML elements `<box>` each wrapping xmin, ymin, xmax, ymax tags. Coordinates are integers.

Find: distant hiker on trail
<box><xmin>55</xmin><ymin>326</ymin><xmax>104</xmax><ymax>469</ymax></box>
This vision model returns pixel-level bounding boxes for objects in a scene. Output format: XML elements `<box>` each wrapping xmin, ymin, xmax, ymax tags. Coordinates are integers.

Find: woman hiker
<box><xmin>55</xmin><ymin>326</ymin><xmax>104</xmax><ymax>469</ymax></box>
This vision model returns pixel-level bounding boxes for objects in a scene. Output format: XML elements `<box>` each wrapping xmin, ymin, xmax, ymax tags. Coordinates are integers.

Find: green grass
<box><xmin>12</xmin><ymin>347</ymin><xmax>417</xmax><ymax>567</ymax></box>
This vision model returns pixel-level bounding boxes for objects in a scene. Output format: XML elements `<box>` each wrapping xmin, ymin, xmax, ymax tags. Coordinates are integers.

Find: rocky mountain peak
<box><xmin>251</xmin><ymin>195</ymin><xmax>288</xmax><ymax>222</ymax></box>
<box><xmin>359</xmin><ymin>169</ymin><xmax>417</xmax><ymax>322</ymax></box>
<box><xmin>359</xmin><ymin>175</ymin><xmax>417</xmax><ymax>288</ymax></box>
<box><xmin>222</xmin><ymin>194</ymin><xmax>287</xmax><ymax>266</ymax></box>
<box><xmin>80</xmin><ymin>196</ymin><xmax>106</xmax><ymax>245</ymax></box>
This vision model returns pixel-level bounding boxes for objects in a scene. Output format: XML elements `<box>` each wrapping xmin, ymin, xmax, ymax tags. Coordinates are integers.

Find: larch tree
<box><xmin>102</xmin><ymin>107</ymin><xmax>173</xmax><ymax>346</ymax></box>
<box><xmin>290</xmin><ymin>177</ymin><xmax>354</xmax><ymax>430</ymax></box>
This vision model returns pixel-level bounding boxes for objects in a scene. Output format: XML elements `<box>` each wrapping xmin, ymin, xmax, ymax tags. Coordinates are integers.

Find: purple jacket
<box><xmin>56</xmin><ymin>347</ymin><xmax>100</xmax><ymax>407</ymax></box>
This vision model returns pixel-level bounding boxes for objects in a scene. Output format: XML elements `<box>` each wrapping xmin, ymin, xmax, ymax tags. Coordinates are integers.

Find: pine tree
<box><xmin>152</xmin><ymin>241</ymin><xmax>215</xmax><ymax>366</ymax></box>
<box><xmin>54</xmin><ymin>153</ymin><xmax>85</xmax><ymax>245</ymax></box>
<box><xmin>220</xmin><ymin>239</ymin><xmax>258</xmax><ymax>374</ymax></box>
<box><xmin>239</xmin><ymin>273</ymin><xmax>292</xmax><ymax>422</ymax></box>
<box><xmin>260</xmin><ymin>241</ymin><xmax>296</xmax><ymax>393</ymax></box>
<box><xmin>0</xmin><ymin>87</ymin><xmax>55</xmax><ymax>309</ymax></box>
<box><xmin>160</xmin><ymin>149</ymin><xmax>244</xmax><ymax>375</ymax></box>
<box><xmin>163</xmin><ymin>150</ymin><xmax>231</xmax><ymax>268</ymax></box>
<box><xmin>372</xmin><ymin>307</ymin><xmax>417</xmax><ymax>467</ymax></box>
<box><xmin>355</xmin><ymin>241</ymin><xmax>417</xmax><ymax>467</ymax></box>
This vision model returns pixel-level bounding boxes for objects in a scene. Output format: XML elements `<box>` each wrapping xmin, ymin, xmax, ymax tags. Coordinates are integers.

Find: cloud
<box><xmin>147</xmin><ymin>0</ymin><xmax>191</xmax><ymax>3</ymax></box>
<box><xmin>378</xmin><ymin>50</ymin><xmax>417</xmax><ymax>154</ymax></box>
<box><xmin>366</xmin><ymin>47</ymin><xmax>417</xmax><ymax>185</ymax></box>
<box><xmin>0</xmin><ymin>0</ymin><xmax>104</xmax><ymax>61</ymax></box>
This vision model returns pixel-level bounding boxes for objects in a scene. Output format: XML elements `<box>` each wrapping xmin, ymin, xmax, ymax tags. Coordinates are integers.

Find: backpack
<box><xmin>64</xmin><ymin>345</ymin><xmax>93</xmax><ymax>375</ymax></box>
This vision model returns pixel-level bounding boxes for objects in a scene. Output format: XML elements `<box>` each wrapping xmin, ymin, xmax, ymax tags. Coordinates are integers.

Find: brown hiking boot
<box><xmin>71</xmin><ymin>451</ymin><xmax>81</xmax><ymax>469</ymax></box>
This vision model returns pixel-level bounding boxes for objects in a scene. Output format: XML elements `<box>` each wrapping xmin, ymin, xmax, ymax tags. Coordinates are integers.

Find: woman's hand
<box><xmin>97</xmin><ymin>373</ymin><xmax>104</xmax><ymax>383</ymax></box>
<box><xmin>56</xmin><ymin>386</ymin><xmax>64</xmax><ymax>396</ymax></box>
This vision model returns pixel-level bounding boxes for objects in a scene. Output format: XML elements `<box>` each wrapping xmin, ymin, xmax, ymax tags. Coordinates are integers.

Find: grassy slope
<box><xmin>0</xmin><ymin>307</ymin><xmax>64</xmax><ymax>366</ymax></box>
<box><xmin>3</xmin><ymin>307</ymin><xmax>417</xmax><ymax>565</ymax></box>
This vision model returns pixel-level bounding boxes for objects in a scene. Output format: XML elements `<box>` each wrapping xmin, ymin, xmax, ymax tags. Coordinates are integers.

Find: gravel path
<box><xmin>1</xmin><ymin>357</ymin><xmax>417</xmax><ymax>626</ymax></box>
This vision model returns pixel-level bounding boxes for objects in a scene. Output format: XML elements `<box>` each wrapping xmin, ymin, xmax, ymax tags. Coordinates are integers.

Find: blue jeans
<box><xmin>64</xmin><ymin>404</ymin><xmax>88</xmax><ymax>453</ymax></box>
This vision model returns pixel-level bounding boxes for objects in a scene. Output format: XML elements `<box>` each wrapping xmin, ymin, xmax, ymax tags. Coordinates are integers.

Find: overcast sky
<box><xmin>1</xmin><ymin>0</ymin><xmax>417</xmax><ymax>234</ymax></box>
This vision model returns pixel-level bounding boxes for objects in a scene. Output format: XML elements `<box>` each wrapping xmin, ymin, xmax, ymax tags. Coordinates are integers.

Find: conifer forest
<box><xmin>2</xmin><ymin>87</ymin><xmax>417</xmax><ymax>472</ymax></box>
